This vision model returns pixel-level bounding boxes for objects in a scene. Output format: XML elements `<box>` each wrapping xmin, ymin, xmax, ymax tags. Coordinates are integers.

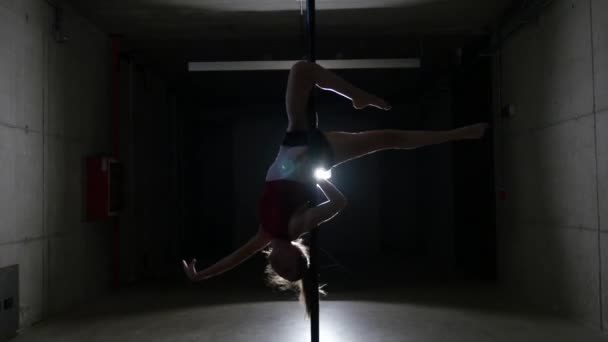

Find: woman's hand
<box><xmin>182</xmin><ymin>258</ymin><xmax>202</xmax><ymax>281</ymax></box>
<box><xmin>316</xmin><ymin>179</ymin><xmax>347</xmax><ymax>205</ymax></box>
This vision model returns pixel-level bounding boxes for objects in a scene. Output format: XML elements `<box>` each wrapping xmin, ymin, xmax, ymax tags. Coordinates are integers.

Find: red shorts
<box><xmin>258</xmin><ymin>180</ymin><xmax>315</xmax><ymax>240</ymax></box>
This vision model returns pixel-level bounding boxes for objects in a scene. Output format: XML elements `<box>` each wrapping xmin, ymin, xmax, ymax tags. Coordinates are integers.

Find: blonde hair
<box><xmin>263</xmin><ymin>238</ymin><xmax>326</xmax><ymax>318</ymax></box>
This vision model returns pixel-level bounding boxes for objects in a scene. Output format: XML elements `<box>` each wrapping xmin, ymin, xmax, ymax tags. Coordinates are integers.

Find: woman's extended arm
<box><xmin>182</xmin><ymin>228</ymin><xmax>271</xmax><ymax>282</ymax></box>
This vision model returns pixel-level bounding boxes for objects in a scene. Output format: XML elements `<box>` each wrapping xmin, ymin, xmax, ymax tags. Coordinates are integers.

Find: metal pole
<box><xmin>306</xmin><ymin>0</ymin><xmax>316</xmax><ymax>63</ymax></box>
<box><xmin>305</xmin><ymin>0</ymin><xmax>319</xmax><ymax>341</ymax></box>
<box><xmin>305</xmin><ymin>0</ymin><xmax>317</xmax><ymax>130</ymax></box>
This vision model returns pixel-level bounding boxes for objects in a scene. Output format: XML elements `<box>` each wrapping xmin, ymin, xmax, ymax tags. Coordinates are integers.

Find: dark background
<box><xmin>126</xmin><ymin>43</ymin><xmax>495</xmax><ymax>288</ymax></box>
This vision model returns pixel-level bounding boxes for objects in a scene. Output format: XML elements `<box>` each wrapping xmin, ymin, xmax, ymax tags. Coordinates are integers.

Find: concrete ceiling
<box><xmin>69</xmin><ymin>0</ymin><xmax>512</xmax><ymax>39</ymax></box>
<box><xmin>66</xmin><ymin>0</ymin><xmax>514</xmax><ymax>77</ymax></box>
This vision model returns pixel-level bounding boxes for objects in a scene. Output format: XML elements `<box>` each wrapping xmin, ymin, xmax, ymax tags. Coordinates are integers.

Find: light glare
<box><xmin>314</xmin><ymin>168</ymin><xmax>332</xmax><ymax>180</ymax></box>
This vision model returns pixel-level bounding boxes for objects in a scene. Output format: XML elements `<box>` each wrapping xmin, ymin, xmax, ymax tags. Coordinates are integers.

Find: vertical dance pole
<box><xmin>306</xmin><ymin>0</ymin><xmax>316</xmax><ymax>63</ymax></box>
<box><xmin>305</xmin><ymin>0</ymin><xmax>319</xmax><ymax>341</ymax></box>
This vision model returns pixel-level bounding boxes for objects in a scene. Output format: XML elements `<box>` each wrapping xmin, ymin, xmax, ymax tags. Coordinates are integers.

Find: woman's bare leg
<box><xmin>286</xmin><ymin>61</ymin><xmax>391</xmax><ymax>131</ymax></box>
<box><xmin>326</xmin><ymin>123</ymin><xmax>489</xmax><ymax>167</ymax></box>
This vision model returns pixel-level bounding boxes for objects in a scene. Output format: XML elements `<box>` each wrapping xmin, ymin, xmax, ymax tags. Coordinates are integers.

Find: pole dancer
<box><xmin>183</xmin><ymin>1</ymin><xmax>489</xmax><ymax>337</ymax></box>
<box><xmin>182</xmin><ymin>61</ymin><xmax>489</xmax><ymax>313</ymax></box>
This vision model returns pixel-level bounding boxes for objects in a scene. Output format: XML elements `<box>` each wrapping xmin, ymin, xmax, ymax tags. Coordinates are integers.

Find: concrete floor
<box><xmin>10</xmin><ymin>279</ymin><xmax>608</xmax><ymax>342</ymax></box>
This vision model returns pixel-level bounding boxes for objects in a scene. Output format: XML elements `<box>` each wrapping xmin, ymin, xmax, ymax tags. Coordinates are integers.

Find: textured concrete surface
<box><xmin>600</xmin><ymin>232</ymin><xmax>608</xmax><ymax>329</ymax></box>
<box><xmin>503</xmin><ymin>114</ymin><xmax>597</xmax><ymax>228</ymax></box>
<box><xmin>598</xmin><ymin>110</ymin><xmax>608</xmax><ymax>233</ymax></box>
<box><xmin>501</xmin><ymin>0</ymin><xmax>594</xmax><ymax>136</ymax></box>
<box><xmin>498</xmin><ymin>0</ymin><xmax>607</xmax><ymax>331</ymax></box>
<box><xmin>9</xmin><ymin>283</ymin><xmax>608</xmax><ymax>342</ymax></box>
<box><xmin>592</xmin><ymin>0</ymin><xmax>608</xmax><ymax>112</ymax></box>
<box><xmin>593</xmin><ymin>0</ymin><xmax>608</xmax><ymax>327</ymax></box>
<box><xmin>0</xmin><ymin>0</ymin><xmax>112</xmax><ymax>330</ymax></box>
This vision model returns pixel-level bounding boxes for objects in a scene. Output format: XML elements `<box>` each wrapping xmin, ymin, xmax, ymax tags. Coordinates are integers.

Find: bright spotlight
<box><xmin>314</xmin><ymin>168</ymin><xmax>332</xmax><ymax>180</ymax></box>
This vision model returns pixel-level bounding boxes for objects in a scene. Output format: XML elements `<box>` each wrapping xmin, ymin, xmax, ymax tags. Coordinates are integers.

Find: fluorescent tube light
<box><xmin>188</xmin><ymin>59</ymin><xmax>420</xmax><ymax>71</ymax></box>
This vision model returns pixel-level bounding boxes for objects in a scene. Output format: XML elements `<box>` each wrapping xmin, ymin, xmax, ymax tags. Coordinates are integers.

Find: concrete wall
<box><xmin>0</xmin><ymin>0</ymin><xmax>111</xmax><ymax>329</ymax></box>
<box><xmin>497</xmin><ymin>0</ymin><xmax>607</xmax><ymax>330</ymax></box>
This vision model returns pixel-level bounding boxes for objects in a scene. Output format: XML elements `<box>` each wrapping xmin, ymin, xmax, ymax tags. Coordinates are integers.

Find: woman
<box><xmin>182</xmin><ymin>61</ymin><xmax>488</xmax><ymax>315</ymax></box>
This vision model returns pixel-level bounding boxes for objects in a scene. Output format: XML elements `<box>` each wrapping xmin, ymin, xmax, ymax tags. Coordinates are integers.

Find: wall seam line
<box><xmin>505</xmin><ymin>220</ymin><xmax>598</xmax><ymax>233</ymax></box>
<box><xmin>505</xmin><ymin>111</ymin><xmax>596</xmax><ymax>138</ymax></box>
<box><xmin>0</xmin><ymin>230</ymin><xmax>101</xmax><ymax>248</ymax></box>
<box><xmin>588</xmin><ymin>0</ymin><xmax>603</xmax><ymax>331</ymax></box>
<box><xmin>0</xmin><ymin>121</ymin><xmax>42</xmax><ymax>133</ymax></box>
<box><xmin>41</xmin><ymin>4</ymin><xmax>51</xmax><ymax>319</ymax></box>
<box><xmin>42</xmin><ymin>3</ymin><xmax>49</xmax><ymax>321</ymax></box>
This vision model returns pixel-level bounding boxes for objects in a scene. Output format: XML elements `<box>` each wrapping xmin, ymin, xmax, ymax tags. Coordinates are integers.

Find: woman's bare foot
<box><xmin>454</xmin><ymin>123</ymin><xmax>489</xmax><ymax>139</ymax></box>
<box><xmin>352</xmin><ymin>93</ymin><xmax>392</xmax><ymax>111</ymax></box>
